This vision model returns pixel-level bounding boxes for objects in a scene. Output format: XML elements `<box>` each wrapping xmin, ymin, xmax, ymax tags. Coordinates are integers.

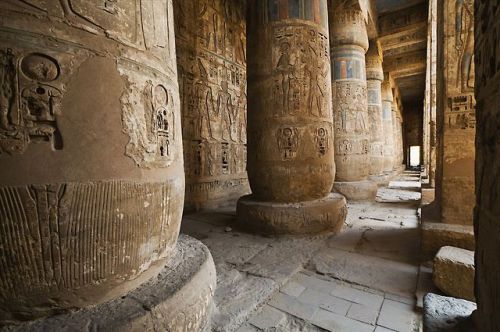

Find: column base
<box><xmin>236</xmin><ymin>193</ymin><xmax>348</xmax><ymax>235</ymax></box>
<box><xmin>5</xmin><ymin>235</ymin><xmax>216</xmax><ymax>332</ymax></box>
<box><xmin>333</xmin><ymin>180</ymin><xmax>378</xmax><ymax>201</ymax></box>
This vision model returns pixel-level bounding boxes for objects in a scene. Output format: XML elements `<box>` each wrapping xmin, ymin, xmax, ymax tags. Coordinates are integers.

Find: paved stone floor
<box><xmin>181</xmin><ymin>171</ymin><xmax>424</xmax><ymax>332</ymax></box>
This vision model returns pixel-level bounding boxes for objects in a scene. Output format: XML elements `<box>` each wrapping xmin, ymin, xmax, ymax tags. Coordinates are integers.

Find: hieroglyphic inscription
<box><xmin>0</xmin><ymin>49</ymin><xmax>63</xmax><ymax>154</ymax></box>
<box><xmin>174</xmin><ymin>0</ymin><xmax>248</xmax><ymax>208</ymax></box>
<box><xmin>276</xmin><ymin>127</ymin><xmax>299</xmax><ymax>160</ymax></box>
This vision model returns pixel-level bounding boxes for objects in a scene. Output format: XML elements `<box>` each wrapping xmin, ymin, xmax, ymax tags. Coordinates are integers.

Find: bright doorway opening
<box><xmin>409</xmin><ymin>146</ymin><xmax>421</xmax><ymax>167</ymax></box>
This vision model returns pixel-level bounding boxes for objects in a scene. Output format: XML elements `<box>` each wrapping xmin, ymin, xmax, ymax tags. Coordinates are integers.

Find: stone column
<box><xmin>366</xmin><ymin>40</ymin><xmax>385</xmax><ymax>179</ymax></box>
<box><xmin>0</xmin><ymin>1</ymin><xmax>215</xmax><ymax>327</ymax></box>
<box><xmin>391</xmin><ymin>100</ymin><xmax>402</xmax><ymax>171</ymax></box>
<box><xmin>475</xmin><ymin>1</ymin><xmax>500</xmax><ymax>329</ymax></box>
<box><xmin>329</xmin><ymin>1</ymin><xmax>378</xmax><ymax>200</ymax></box>
<box><xmin>381</xmin><ymin>74</ymin><xmax>395</xmax><ymax>174</ymax></box>
<box><xmin>237</xmin><ymin>0</ymin><xmax>347</xmax><ymax>235</ymax></box>
<box><xmin>395</xmin><ymin>105</ymin><xmax>405</xmax><ymax>170</ymax></box>
<box><xmin>434</xmin><ymin>0</ymin><xmax>475</xmax><ymax>225</ymax></box>
<box><xmin>173</xmin><ymin>0</ymin><xmax>250</xmax><ymax>211</ymax></box>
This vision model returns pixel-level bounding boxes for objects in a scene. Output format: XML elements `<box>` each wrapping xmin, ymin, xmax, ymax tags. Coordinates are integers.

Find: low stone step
<box><xmin>433</xmin><ymin>246</ymin><xmax>475</xmax><ymax>301</ymax></box>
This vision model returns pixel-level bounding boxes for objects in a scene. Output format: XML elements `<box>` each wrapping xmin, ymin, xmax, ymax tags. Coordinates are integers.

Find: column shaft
<box><xmin>366</xmin><ymin>41</ymin><xmax>385</xmax><ymax>177</ymax></box>
<box><xmin>0</xmin><ymin>0</ymin><xmax>184</xmax><ymax>322</ymax></box>
<box><xmin>237</xmin><ymin>0</ymin><xmax>347</xmax><ymax>235</ymax></box>
<box><xmin>329</xmin><ymin>1</ymin><xmax>377</xmax><ymax>200</ymax></box>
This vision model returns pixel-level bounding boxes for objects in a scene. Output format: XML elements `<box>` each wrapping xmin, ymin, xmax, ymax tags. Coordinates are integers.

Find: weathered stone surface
<box><xmin>237</xmin><ymin>193</ymin><xmax>348</xmax><ymax>235</ymax></box>
<box><xmin>2</xmin><ymin>235</ymin><xmax>216</xmax><ymax>332</ymax></box>
<box><xmin>421</xmin><ymin>222</ymin><xmax>475</xmax><ymax>258</ymax></box>
<box><xmin>433</xmin><ymin>246</ymin><xmax>475</xmax><ymax>301</ymax></box>
<box><xmin>173</xmin><ymin>0</ymin><xmax>250</xmax><ymax>211</ymax></box>
<box><xmin>0</xmin><ymin>0</ymin><xmax>184</xmax><ymax>322</ymax></box>
<box><xmin>381</xmin><ymin>74</ymin><xmax>395</xmax><ymax>172</ymax></box>
<box><xmin>474</xmin><ymin>2</ymin><xmax>500</xmax><ymax>330</ymax></box>
<box><xmin>333</xmin><ymin>180</ymin><xmax>378</xmax><ymax>201</ymax></box>
<box><xmin>423</xmin><ymin>293</ymin><xmax>476</xmax><ymax>332</ymax></box>
<box><xmin>239</xmin><ymin>0</ymin><xmax>347</xmax><ymax>235</ymax></box>
<box><xmin>434</xmin><ymin>0</ymin><xmax>476</xmax><ymax>226</ymax></box>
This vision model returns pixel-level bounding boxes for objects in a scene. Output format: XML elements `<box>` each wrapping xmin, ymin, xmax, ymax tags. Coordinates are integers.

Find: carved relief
<box><xmin>0</xmin><ymin>49</ymin><xmax>63</xmax><ymax>154</ymax></box>
<box><xmin>447</xmin><ymin>94</ymin><xmax>476</xmax><ymax>129</ymax></box>
<box><xmin>315</xmin><ymin>127</ymin><xmax>329</xmax><ymax>156</ymax></box>
<box><xmin>455</xmin><ymin>0</ymin><xmax>474</xmax><ymax>93</ymax></box>
<box><xmin>174</xmin><ymin>0</ymin><xmax>248</xmax><ymax>209</ymax></box>
<box><xmin>119</xmin><ymin>68</ymin><xmax>177</xmax><ymax>169</ymax></box>
<box><xmin>272</xmin><ymin>26</ymin><xmax>330</xmax><ymax>118</ymax></box>
<box><xmin>334</xmin><ymin>83</ymin><xmax>368</xmax><ymax>134</ymax></box>
<box><xmin>276</xmin><ymin>127</ymin><xmax>299</xmax><ymax>160</ymax></box>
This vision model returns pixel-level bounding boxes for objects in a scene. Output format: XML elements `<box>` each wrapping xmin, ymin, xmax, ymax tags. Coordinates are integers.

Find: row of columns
<box><xmin>237</xmin><ymin>0</ymin><xmax>405</xmax><ymax>234</ymax></box>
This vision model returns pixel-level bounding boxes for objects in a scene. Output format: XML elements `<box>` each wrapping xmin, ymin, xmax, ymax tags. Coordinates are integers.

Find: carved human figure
<box><xmin>218</xmin><ymin>80</ymin><xmax>234</xmax><ymax>141</ymax></box>
<box><xmin>239</xmin><ymin>92</ymin><xmax>247</xmax><ymax>143</ymax></box>
<box><xmin>303</xmin><ymin>45</ymin><xmax>327</xmax><ymax>117</ymax></box>
<box><xmin>455</xmin><ymin>0</ymin><xmax>474</xmax><ymax>92</ymax></box>
<box><xmin>276</xmin><ymin>41</ymin><xmax>294</xmax><ymax>114</ymax></box>
<box><xmin>195</xmin><ymin>75</ymin><xmax>216</xmax><ymax>140</ymax></box>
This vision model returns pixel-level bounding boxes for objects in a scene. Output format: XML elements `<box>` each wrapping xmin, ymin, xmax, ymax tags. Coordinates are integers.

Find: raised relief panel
<box><xmin>0</xmin><ymin>49</ymin><xmax>64</xmax><ymax>154</ymax></box>
<box><xmin>272</xmin><ymin>26</ymin><xmax>330</xmax><ymax>118</ymax></box>
<box><xmin>174</xmin><ymin>0</ymin><xmax>248</xmax><ymax>209</ymax></box>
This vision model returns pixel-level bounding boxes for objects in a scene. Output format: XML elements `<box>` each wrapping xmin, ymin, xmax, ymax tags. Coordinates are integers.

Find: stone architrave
<box><xmin>0</xmin><ymin>0</ymin><xmax>214</xmax><ymax>326</ymax></box>
<box><xmin>381</xmin><ymin>73</ymin><xmax>395</xmax><ymax>173</ymax></box>
<box><xmin>173</xmin><ymin>0</ymin><xmax>250</xmax><ymax>211</ymax></box>
<box><xmin>474</xmin><ymin>1</ymin><xmax>500</xmax><ymax>330</ymax></box>
<box><xmin>329</xmin><ymin>0</ymin><xmax>378</xmax><ymax>200</ymax></box>
<box><xmin>237</xmin><ymin>0</ymin><xmax>347</xmax><ymax>235</ymax></box>
<box><xmin>366</xmin><ymin>40</ymin><xmax>385</xmax><ymax>178</ymax></box>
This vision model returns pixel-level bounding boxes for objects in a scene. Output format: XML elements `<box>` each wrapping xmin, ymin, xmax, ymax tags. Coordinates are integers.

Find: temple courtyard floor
<box><xmin>181</xmin><ymin>171</ymin><xmax>434</xmax><ymax>332</ymax></box>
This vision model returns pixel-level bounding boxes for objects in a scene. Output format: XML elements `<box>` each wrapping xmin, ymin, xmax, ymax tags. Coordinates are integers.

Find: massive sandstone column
<box><xmin>366</xmin><ymin>41</ymin><xmax>385</xmax><ymax>178</ymax></box>
<box><xmin>329</xmin><ymin>1</ymin><xmax>378</xmax><ymax>200</ymax></box>
<box><xmin>0</xmin><ymin>1</ymin><xmax>214</xmax><ymax>327</ymax></box>
<box><xmin>173</xmin><ymin>0</ymin><xmax>250</xmax><ymax>211</ymax></box>
<box><xmin>434</xmin><ymin>0</ymin><xmax>475</xmax><ymax>225</ymax></box>
<box><xmin>474</xmin><ymin>1</ymin><xmax>500</xmax><ymax>330</ymax></box>
<box><xmin>237</xmin><ymin>0</ymin><xmax>347</xmax><ymax>235</ymax></box>
<box><xmin>381</xmin><ymin>74</ymin><xmax>395</xmax><ymax>173</ymax></box>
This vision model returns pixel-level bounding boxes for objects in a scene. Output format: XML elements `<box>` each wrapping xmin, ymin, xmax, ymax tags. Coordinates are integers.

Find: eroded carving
<box><xmin>0</xmin><ymin>49</ymin><xmax>63</xmax><ymax>154</ymax></box>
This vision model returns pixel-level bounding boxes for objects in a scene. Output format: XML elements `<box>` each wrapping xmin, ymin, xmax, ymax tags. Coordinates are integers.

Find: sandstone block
<box><xmin>433</xmin><ymin>246</ymin><xmax>475</xmax><ymax>301</ymax></box>
<box><xmin>421</xmin><ymin>222</ymin><xmax>475</xmax><ymax>259</ymax></box>
<box><xmin>423</xmin><ymin>293</ymin><xmax>476</xmax><ymax>332</ymax></box>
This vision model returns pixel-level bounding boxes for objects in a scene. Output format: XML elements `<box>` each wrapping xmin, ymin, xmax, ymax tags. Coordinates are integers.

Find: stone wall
<box><xmin>436</xmin><ymin>0</ymin><xmax>475</xmax><ymax>225</ymax></box>
<box><xmin>174</xmin><ymin>0</ymin><xmax>250</xmax><ymax>211</ymax></box>
<box><xmin>474</xmin><ymin>1</ymin><xmax>500</xmax><ymax>331</ymax></box>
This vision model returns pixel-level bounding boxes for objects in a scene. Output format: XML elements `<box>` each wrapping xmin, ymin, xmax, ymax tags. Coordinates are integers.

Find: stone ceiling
<box><xmin>376</xmin><ymin>0</ymin><xmax>428</xmax><ymax>104</ymax></box>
